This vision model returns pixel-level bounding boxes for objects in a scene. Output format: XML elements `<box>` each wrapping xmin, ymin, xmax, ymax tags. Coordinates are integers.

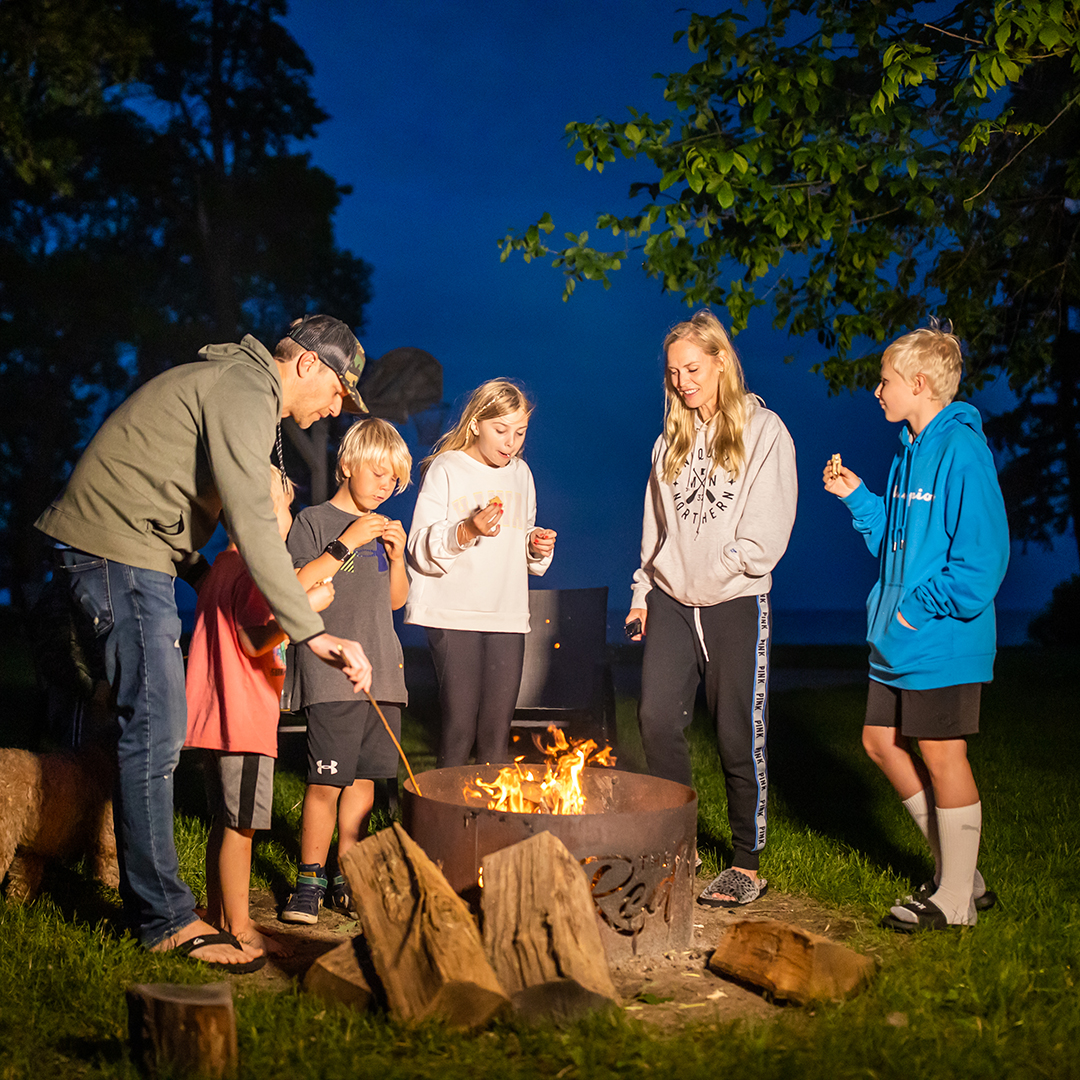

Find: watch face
<box><xmin>325</xmin><ymin>539</ymin><xmax>350</xmax><ymax>561</ymax></box>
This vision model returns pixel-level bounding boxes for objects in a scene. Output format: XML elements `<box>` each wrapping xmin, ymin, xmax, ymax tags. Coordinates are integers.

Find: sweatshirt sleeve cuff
<box><xmin>841</xmin><ymin>481</ymin><xmax>872</xmax><ymax>514</ymax></box>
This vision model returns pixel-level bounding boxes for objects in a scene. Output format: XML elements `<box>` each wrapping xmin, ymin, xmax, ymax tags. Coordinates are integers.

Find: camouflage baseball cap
<box><xmin>286</xmin><ymin>314</ymin><xmax>368</xmax><ymax>414</ymax></box>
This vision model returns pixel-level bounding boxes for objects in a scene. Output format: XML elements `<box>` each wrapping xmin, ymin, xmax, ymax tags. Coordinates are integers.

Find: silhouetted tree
<box><xmin>0</xmin><ymin>0</ymin><xmax>373</xmax><ymax>606</ymax></box>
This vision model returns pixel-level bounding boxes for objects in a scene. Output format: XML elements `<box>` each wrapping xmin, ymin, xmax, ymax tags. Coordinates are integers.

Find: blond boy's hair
<box><xmin>883</xmin><ymin>321</ymin><xmax>963</xmax><ymax>405</ymax></box>
<box><xmin>335</xmin><ymin>418</ymin><xmax>412</xmax><ymax>490</ymax></box>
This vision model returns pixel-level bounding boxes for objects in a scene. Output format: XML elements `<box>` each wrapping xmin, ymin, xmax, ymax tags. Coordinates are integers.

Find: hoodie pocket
<box><xmin>149</xmin><ymin>515</ymin><xmax>184</xmax><ymax>537</ymax></box>
<box><xmin>867</xmin><ymin>583</ymin><xmax>940</xmax><ymax>675</ymax></box>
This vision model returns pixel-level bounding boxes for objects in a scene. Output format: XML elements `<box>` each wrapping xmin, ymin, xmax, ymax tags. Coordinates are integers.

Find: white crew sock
<box><xmin>901</xmin><ymin>788</ymin><xmax>985</xmax><ymax>899</ymax></box>
<box><xmin>930</xmin><ymin>802</ymin><xmax>982</xmax><ymax>925</ymax></box>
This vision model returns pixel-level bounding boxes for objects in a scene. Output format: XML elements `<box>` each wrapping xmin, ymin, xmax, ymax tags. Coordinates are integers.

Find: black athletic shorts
<box><xmin>864</xmin><ymin>679</ymin><xmax>981</xmax><ymax>738</ymax></box>
<box><xmin>305</xmin><ymin>700</ymin><xmax>401</xmax><ymax>786</ymax></box>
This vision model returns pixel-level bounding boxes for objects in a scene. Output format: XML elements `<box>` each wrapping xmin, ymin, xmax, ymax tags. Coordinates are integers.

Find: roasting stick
<box><xmin>365</xmin><ymin>689</ymin><xmax>424</xmax><ymax>798</ymax></box>
<box><xmin>329</xmin><ymin>643</ymin><xmax>424</xmax><ymax>796</ymax></box>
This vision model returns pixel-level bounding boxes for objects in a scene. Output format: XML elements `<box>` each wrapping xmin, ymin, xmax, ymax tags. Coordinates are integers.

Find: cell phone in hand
<box><xmin>624</xmin><ymin>618</ymin><xmax>642</xmax><ymax>639</ymax></box>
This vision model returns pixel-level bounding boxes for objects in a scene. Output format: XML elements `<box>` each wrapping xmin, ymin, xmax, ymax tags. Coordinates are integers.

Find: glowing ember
<box><xmin>464</xmin><ymin>727</ymin><xmax>616</xmax><ymax>814</ymax></box>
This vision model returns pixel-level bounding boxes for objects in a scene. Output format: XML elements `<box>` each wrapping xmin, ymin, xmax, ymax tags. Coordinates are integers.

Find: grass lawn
<box><xmin>2</xmin><ymin>640</ymin><xmax>1079</xmax><ymax>1079</ymax></box>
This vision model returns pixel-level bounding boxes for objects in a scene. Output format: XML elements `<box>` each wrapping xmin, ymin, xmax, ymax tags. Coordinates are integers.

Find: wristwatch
<box><xmin>323</xmin><ymin>538</ymin><xmax>350</xmax><ymax>561</ymax></box>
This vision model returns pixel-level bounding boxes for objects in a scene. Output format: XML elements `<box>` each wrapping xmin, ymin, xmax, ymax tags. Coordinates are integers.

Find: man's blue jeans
<box><xmin>59</xmin><ymin>549</ymin><xmax>196</xmax><ymax>947</ymax></box>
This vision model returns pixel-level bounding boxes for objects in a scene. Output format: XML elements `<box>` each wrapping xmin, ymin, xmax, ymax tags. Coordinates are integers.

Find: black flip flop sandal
<box><xmin>173</xmin><ymin>931</ymin><xmax>267</xmax><ymax>973</ymax></box>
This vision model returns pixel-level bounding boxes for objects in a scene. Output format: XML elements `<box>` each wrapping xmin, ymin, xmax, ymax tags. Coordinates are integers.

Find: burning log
<box><xmin>126</xmin><ymin>983</ymin><xmax>238</xmax><ymax>1079</ymax></box>
<box><xmin>340</xmin><ymin>823</ymin><xmax>509</xmax><ymax>1029</ymax></box>
<box><xmin>707</xmin><ymin>918</ymin><xmax>877</xmax><ymax>1004</ymax></box>
<box><xmin>481</xmin><ymin>830</ymin><xmax>619</xmax><ymax>1023</ymax></box>
<box><xmin>463</xmin><ymin>727</ymin><xmax>615</xmax><ymax>815</ymax></box>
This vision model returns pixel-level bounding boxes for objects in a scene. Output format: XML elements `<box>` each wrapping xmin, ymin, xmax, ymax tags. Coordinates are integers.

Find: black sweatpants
<box><xmin>426</xmin><ymin>627</ymin><xmax>525</xmax><ymax>768</ymax></box>
<box><xmin>638</xmin><ymin>588</ymin><xmax>771</xmax><ymax>871</ymax></box>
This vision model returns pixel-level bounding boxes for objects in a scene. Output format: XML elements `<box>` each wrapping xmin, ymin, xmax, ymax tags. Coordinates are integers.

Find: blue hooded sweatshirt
<box><xmin>841</xmin><ymin>402</ymin><xmax>1010</xmax><ymax>689</ymax></box>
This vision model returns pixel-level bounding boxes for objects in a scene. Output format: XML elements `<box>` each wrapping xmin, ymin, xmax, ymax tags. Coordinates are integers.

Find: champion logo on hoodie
<box><xmin>892</xmin><ymin>485</ymin><xmax>936</xmax><ymax>504</ymax></box>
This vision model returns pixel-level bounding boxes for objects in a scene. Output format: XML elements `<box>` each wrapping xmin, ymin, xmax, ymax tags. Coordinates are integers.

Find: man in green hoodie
<box><xmin>36</xmin><ymin>315</ymin><xmax>373</xmax><ymax>969</ymax></box>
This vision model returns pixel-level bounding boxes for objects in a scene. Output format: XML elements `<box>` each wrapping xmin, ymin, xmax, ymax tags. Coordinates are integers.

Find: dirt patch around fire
<box><xmin>226</xmin><ymin>877</ymin><xmax>876</xmax><ymax>1032</ymax></box>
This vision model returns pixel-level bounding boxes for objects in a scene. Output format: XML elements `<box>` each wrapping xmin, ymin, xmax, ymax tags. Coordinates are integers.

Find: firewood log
<box><xmin>707</xmin><ymin>918</ymin><xmax>877</xmax><ymax>1004</ymax></box>
<box><xmin>126</xmin><ymin>983</ymin><xmax>237</xmax><ymax>1079</ymax></box>
<box><xmin>340</xmin><ymin>823</ymin><xmax>509</xmax><ymax>1029</ymax></box>
<box><xmin>481</xmin><ymin>830</ymin><xmax>618</xmax><ymax>1023</ymax></box>
<box><xmin>302</xmin><ymin>938</ymin><xmax>376</xmax><ymax>1012</ymax></box>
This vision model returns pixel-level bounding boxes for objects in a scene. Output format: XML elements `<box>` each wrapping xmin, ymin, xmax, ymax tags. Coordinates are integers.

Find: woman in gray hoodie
<box><xmin>626</xmin><ymin>310</ymin><xmax>797</xmax><ymax>908</ymax></box>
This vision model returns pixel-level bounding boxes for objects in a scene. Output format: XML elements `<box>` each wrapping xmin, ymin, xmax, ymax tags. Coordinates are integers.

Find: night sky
<box><xmin>280</xmin><ymin>0</ymin><xmax>1075</xmax><ymax>637</ymax></box>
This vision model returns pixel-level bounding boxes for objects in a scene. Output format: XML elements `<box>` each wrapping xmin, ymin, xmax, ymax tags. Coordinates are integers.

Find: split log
<box><xmin>707</xmin><ymin>918</ymin><xmax>877</xmax><ymax>1004</ymax></box>
<box><xmin>126</xmin><ymin>982</ymin><xmax>237</xmax><ymax>1079</ymax></box>
<box><xmin>481</xmin><ymin>830</ymin><xmax>618</xmax><ymax>1023</ymax></box>
<box><xmin>340</xmin><ymin>822</ymin><xmax>509</xmax><ymax>1029</ymax></box>
<box><xmin>302</xmin><ymin>938</ymin><xmax>376</xmax><ymax>1012</ymax></box>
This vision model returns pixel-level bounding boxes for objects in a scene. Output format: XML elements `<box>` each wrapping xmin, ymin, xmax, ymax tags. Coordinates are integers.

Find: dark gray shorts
<box><xmin>864</xmin><ymin>679</ymin><xmax>982</xmax><ymax>739</ymax></box>
<box><xmin>305</xmin><ymin>700</ymin><xmax>401</xmax><ymax>786</ymax></box>
<box><xmin>202</xmin><ymin>751</ymin><xmax>275</xmax><ymax>831</ymax></box>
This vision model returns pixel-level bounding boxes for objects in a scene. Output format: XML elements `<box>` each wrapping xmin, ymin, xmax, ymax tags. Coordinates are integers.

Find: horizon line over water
<box><xmin>388</xmin><ymin>607</ymin><xmax>1038</xmax><ymax>649</ymax></box>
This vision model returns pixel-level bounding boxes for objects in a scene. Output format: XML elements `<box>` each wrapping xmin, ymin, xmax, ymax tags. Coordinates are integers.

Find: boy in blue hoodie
<box><xmin>824</xmin><ymin>322</ymin><xmax>1009</xmax><ymax>931</ymax></box>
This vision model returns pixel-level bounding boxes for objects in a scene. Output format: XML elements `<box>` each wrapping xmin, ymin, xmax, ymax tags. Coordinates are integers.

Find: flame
<box><xmin>463</xmin><ymin>726</ymin><xmax>616</xmax><ymax>814</ymax></box>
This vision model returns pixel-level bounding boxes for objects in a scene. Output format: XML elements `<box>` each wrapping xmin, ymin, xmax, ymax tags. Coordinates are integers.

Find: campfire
<box><xmin>463</xmin><ymin>727</ymin><xmax>616</xmax><ymax>815</ymax></box>
<box><xmin>403</xmin><ymin>748</ymin><xmax>698</xmax><ymax>959</ymax></box>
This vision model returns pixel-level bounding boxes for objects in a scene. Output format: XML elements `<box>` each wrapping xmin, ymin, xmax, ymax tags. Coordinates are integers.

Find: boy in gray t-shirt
<box><xmin>280</xmin><ymin>419</ymin><xmax>412</xmax><ymax>924</ymax></box>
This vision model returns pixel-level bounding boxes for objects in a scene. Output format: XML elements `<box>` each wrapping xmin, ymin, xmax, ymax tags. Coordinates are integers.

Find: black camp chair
<box><xmin>510</xmin><ymin>586</ymin><xmax>616</xmax><ymax>756</ymax></box>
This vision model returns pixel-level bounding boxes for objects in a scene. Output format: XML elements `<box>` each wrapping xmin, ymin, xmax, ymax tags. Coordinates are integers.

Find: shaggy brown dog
<box><xmin>0</xmin><ymin>741</ymin><xmax>119</xmax><ymax>902</ymax></box>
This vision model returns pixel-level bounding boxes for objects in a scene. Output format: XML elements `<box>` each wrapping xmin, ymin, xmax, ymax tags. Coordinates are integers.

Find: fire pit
<box><xmin>403</xmin><ymin>765</ymin><xmax>697</xmax><ymax>959</ymax></box>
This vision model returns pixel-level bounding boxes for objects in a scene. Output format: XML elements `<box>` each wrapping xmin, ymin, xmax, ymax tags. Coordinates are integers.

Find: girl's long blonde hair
<box><xmin>661</xmin><ymin>310</ymin><xmax>751</xmax><ymax>483</ymax></box>
<box><xmin>422</xmin><ymin>378</ymin><xmax>533</xmax><ymax>474</ymax></box>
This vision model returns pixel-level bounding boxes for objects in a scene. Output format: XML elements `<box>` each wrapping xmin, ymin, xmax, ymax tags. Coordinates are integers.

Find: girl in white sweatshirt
<box><xmin>627</xmin><ymin>311</ymin><xmax>797</xmax><ymax>909</ymax></box>
<box><xmin>406</xmin><ymin>379</ymin><xmax>556</xmax><ymax>767</ymax></box>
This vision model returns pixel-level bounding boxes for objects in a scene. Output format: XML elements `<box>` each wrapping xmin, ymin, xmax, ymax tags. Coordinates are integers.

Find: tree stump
<box><xmin>481</xmin><ymin>830</ymin><xmax>619</xmax><ymax>1023</ymax></box>
<box><xmin>707</xmin><ymin>918</ymin><xmax>877</xmax><ymax>1004</ymax></box>
<box><xmin>126</xmin><ymin>983</ymin><xmax>237</xmax><ymax>1079</ymax></box>
<box><xmin>302</xmin><ymin>938</ymin><xmax>376</xmax><ymax>1012</ymax></box>
<box><xmin>340</xmin><ymin>822</ymin><xmax>509</xmax><ymax>1029</ymax></box>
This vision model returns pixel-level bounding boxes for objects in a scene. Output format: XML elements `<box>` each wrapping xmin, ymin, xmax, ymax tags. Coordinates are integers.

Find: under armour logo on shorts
<box><xmin>315</xmin><ymin>760</ymin><xmax>338</xmax><ymax>775</ymax></box>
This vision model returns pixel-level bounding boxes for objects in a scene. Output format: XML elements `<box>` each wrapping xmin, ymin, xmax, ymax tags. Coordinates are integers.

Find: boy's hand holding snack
<box><xmin>341</xmin><ymin>512</ymin><xmax>390</xmax><ymax>550</ymax></box>
<box><xmin>379</xmin><ymin>519</ymin><xmax>407</xmax><ymax>561</ymax></box>
<box><xmin>823</xmin><ymin>453</ymin><xmax>862</xmax><ymax>499</ymax></box>
<box><xmin>529</xmin><ymin>527</ymin><xmax>557</xmax><ymax>558</ymax></box>
<box><xmin>306</xmin><ymin>579</ymin><xmax>335</xmax><ymax>612</ymax></box>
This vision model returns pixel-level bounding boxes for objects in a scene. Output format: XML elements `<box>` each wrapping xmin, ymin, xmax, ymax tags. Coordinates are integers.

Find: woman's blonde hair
<box><xmin>423</xmin><ymin>379</ymin><xmax>533</xmax><ymax>473</ymax></box>
<box><xmin>660</xmin><ymin>310</ymin><xmax>751</xmax><ymax>483</ymax></box>
<box><xmin>336</xmin><ymin>417</ymin><xmax>412</xmax><ymax>490</ymax></box>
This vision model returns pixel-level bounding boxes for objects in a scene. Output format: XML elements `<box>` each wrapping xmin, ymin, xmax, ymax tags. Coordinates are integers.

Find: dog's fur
<box><xmin>0</xmin><ymin>741</ymin><xmax>119</xmax><ymax>902</ymax></box>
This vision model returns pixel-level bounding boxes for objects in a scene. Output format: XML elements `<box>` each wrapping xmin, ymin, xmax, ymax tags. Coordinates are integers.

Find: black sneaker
<box><xmin>280</xmin><ymin>863</ymin><xmax>327</xmax><ymax>924</ymax></box>
<box><xmin>326</xmin><ymin>873</ymin><xmax>357</xmax><ymax>916</ymax></box>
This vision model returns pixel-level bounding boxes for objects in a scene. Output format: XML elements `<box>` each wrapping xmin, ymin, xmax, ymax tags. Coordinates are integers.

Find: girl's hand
<box><xmin>823</xmin><ymin>460</ymin><xmax>861</xmax><ymax>498</ymax></box>
<box><xmin>463</xmin><ymin>500</ymin><xmax>504</xmax><ymax>541</ymax></box>
<box><xmin>380</xmin><ymin>519</ymin><xmax>407</xmax><ymax>561</ymax></box>
<box><xmin>341</xmin><ymin>513</ymin><xmax>389</xmax><ymax>549</ymax></box>
<box><xmin>625</xmin><ymin>607</ymin><xmax>647</xmax><ymax>641</ymax></box>
<box><xmin>529</xmin><ymin>527</ymin><xmax>557</xmax><ymax>558</ymax></box>
<box><xmin>305</xmin><ymin>579</ymin><xmax>335</xmax><ymax>612</ymax></box>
